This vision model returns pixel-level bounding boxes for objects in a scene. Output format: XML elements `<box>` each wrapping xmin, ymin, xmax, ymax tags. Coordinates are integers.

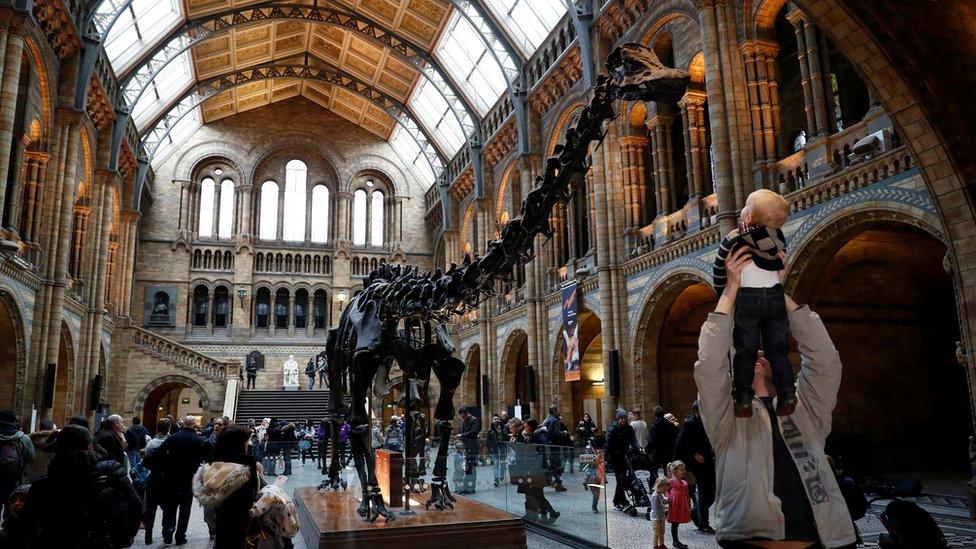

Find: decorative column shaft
<box><xmin>0</xmin><ymin>31</ymin><xmax>24</xmax><ymax>220</ymax></box>
<box><xmin>803</xmin><ymin>19</ymin><xmax>830</xmax><ymax>137</ymax></box>
<box><xmin>789</xmin><ymin>11</ymin><xmax>818</xmax><ymax>139</ymax></box>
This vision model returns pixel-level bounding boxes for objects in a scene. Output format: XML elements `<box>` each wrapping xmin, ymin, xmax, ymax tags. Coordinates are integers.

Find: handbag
<box><xmin>298</xmin><ymin>440</ymin><xmax>311</xmax><ymax>452</ymax></box>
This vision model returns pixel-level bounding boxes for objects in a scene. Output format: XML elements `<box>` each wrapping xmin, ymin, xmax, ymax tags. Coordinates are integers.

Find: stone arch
<box><xmin>22</xmin><ymin>37</ymin><xmax>52</xmax><ymax>139</ymax></box>
<box><xmin>458</xmin><ymin>202</ymin><xmax>478</xmax><ymax>256</ymax></box>
<box><xmin>546</xmin><ymin>102</ymin><xmax>585</xmax><ymax>157</ymax></box>
<box><xmin>0</xmin><ymin>288</ymin><xmax>28</xmax><ymax>416</ymax></box>
<box><xmin>751</xmin><ymin>0</ymin><xmax>788</xmax><ymax>39</ymax></box>
<box><xmin>632</xmin><ymin>1</ymin><xmax>701</xmax><ymax>48</ymax></box>
<box><xmin>247</xmin><ymin>131</ymin><xmax>345</xmax><ymax>184</ymax></box>
<box><xmin>131</xmin><ymin>374</ymin><xmax>214</xmax><ymax>417</ymax></box>
<box><xmin>499</xmin><ymin>328</ymin><xmax>529</xmax><ymax>412</ymax></box>
<box><xmin>347</xmin><ymin>155</ymin><xmax>411</xmax><ymax>196</ymax></box>
<box><xmin>631</xmin><ymin>270</ymin><xmax>714</xmax><ymax>412</ymax></box>
<box><xmin>462</xmin><ymin>344</ymin><xmax>482</xmax><ymax>414</ymax></box>
<box><xmin>53</xmin><ymin>321</ymin><xmax>76</xmax><ymax>426</ymax></box>
<box><xmin>495</xmin><ymin>160</ymin><xmax>520</xmax><ymax>222</ymax></box>
<box><xmin>783</xmin><ymin>206</ymin><xmax>945</xmax><ymax>297</ymax></box>
<box><xmin>175</xmin><ymin>141</ymin><xmax>250</xmax><ymax>184</ymax></box>
<box><xmin>784</xmin><ymin>213</ymin><xmax>964</xmax><ymax>473</ymax></box>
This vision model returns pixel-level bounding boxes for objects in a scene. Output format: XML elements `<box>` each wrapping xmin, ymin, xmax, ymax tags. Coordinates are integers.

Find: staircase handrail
<box><xmin>131</xmin><ymin>326</ymin><xmax>240</xmax><ymax>382</ymax></box>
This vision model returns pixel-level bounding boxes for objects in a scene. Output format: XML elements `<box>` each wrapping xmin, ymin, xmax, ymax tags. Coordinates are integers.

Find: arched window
<box><xmin>259</xmin><ymin>181</ymin><xmax>278</xmax><ymax>240</ymax></box>
<box><xmin>283</xmin><ymin>159</ymin><xmax>307</xmax><ymax>242</ymax></box>
<box><xmin>274</xmin><ymin>289</ymin><xmax>289</xmax><ymax>328</ymax></box>
<box><xmin>352</xmin><ymin>189</ymin><xmax>367</xmax><ymax>246</ymax></box>
<box><xmin>198</xmin><ymin>178</ymin><xmax>215</xmax><ymax>237</ymax></box>
<box><xmin>213</xmin><ymin>286</ymin><xmax>230</xmax><ymax>327</ymax></box>
<box><xmin>310</xmin><ymin>185</ymin><xmax>330</xmax><ymax>243</ymax></box>
<box><xmin>295</xmin><ymin>289</ymin><xmax>309</xmax><ymax>329</ymax></box>
<box><xmin>313</xmin><ymin>290</ymin><xmax>327</xmax><ymax>329</ymax></box>
<box><xmin>192</xmin><ymin>285</ymin><xmax>209</xmax><ymax>326</ymax></box>
<box><xmin>370</xmin><ymin>190</ymin><xmax>384</xmax><ymax>246</ymax></box>
<box><xmin>255</xmin><ymin>287</ymin><xmax>270</xmax><ymax>328</ymax></box>
<box><xmin>218</xmin><ymin>180</ymin><xmax>235</xmax><ymax>239</ymax></box>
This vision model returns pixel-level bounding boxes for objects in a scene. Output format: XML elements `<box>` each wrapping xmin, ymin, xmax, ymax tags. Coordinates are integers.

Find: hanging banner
<box><xmin>562</xmin><ymin>282</ymin><xmax>581</xmax><ymax>382</ymax></box>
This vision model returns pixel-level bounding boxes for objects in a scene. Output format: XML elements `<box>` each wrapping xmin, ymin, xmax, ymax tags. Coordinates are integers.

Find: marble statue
<box><xmin>283</xmin><ymin>355</ymin><xmax>300</xmax><ymax>388</ymax></box>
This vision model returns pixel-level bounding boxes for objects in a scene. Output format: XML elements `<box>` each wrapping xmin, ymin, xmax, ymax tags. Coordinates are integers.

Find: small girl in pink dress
<box><xmin>666</xmin><ymin>460</ymin><xmax>692</xmax><ymax>549</ymax></box>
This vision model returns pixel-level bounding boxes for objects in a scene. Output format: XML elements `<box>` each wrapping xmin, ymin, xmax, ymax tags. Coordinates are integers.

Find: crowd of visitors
<box><xmin>0</xmin><ymin>411</ymin><xmax>298</xmax><ymax>548</ymax></box>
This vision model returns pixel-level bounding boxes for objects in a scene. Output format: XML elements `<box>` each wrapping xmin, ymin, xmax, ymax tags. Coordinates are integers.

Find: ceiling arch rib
<box><xmin>140</xmin><ymin>63</ymin><xmax>445</xmax><ymax>182</ymax></box>
<box><xmin>113</xmin><ymin>4</ymin><xmax>477</xmax><ymax>141</ymax></box>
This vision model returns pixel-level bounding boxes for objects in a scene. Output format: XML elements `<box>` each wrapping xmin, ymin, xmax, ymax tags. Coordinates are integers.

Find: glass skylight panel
<box><xmin>131</xmin><ymin>51</ymin><xmax>195</xmax><ymax>131</ymax></box>
<box><xmin>151</xmin><ymin>106</ymin><xmax>201</xmax><ymax>168</ymax></box>
<box><xmin>390</xmin><ymin>127</ymin><xmax>435</xmax><ymax>189</ymax></box>
<box><xmin>103</xmin><ymin>0</ymin><xmax>184</xmax><ymax>73</ymax></box>
<box><xmin>409</xmin><ymin>79</ymin><xmax>466</xmax><ymax>155</ymax></box>
<box><xmin>484</xmin><ymin>0</ymin><xmax>566</xmax><ymax>56</ymax></box>
<box><xmin>435</xmin><ymin>12</ymin><xmax>507</xmax><ymax>115</ymax></box>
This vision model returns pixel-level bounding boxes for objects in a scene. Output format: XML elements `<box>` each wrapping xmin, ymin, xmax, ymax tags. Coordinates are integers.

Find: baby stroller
<box><xmin>620</xmin><ymin>449</ymin><xmax>652</xmax><ymax>517</ymax></box>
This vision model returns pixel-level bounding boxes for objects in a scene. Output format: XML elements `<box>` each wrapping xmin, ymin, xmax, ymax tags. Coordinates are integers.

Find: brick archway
<box><xmin>131</xmin><ymin>374</ymin><xmax>214</xmax><ymax>417</ymax></box>
<box><xmin>0</xmin><ymin>289</ymin><xmax>27</xmax><ymax>418</ymax></box>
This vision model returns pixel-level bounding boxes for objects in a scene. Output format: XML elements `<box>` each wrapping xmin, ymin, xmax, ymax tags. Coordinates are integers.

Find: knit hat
<box><xmin>55</xmin><ymin>425</ymin><xmax>94</xmax><ymax>452</ymax></box>
<box><xmin>615</xmin><ymin>408</ymin><xmax>628</xmax><ymax>420</ymax></box>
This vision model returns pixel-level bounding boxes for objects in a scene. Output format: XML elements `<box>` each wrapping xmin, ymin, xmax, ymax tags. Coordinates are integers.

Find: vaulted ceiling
<box><xmin>185</xmin><ymin>0</ymin><xmax>450</xmax><ymax>136</ymax></box>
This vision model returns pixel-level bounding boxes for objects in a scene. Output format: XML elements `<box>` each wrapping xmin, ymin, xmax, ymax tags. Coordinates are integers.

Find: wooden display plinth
<box><xmin>374</xmin><ymin>449</ymin><xmax>403</xmax><ymax>507</ymax></box>
<box><xmin>294</xmin><ymin>487</ymin><xmax>527</xmax><ymax>549</ymax></box>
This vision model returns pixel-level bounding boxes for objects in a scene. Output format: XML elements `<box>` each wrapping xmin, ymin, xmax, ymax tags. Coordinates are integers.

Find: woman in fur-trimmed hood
<box><xmin>193</xmin><ymin>424</ymin><xmax>263</xmax><ymax>549</ymax></box>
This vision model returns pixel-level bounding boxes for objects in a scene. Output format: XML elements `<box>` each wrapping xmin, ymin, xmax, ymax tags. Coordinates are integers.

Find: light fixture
<box><xmin>214</xmin><ymin>167</ymin><xmax>223</xmax><ymax>175</ymax></box>
<box><xmin>337</xmin><ymin>292</ymin><xmax>348</xmax><ymax>311</ymax></box>
<box><xmin>237</xmin><ymin>287</ymin><xmax>247</xmax><ymax>308</ymax></box>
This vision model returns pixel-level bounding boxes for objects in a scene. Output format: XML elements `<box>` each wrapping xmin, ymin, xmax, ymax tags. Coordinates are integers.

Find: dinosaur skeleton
<box><xmin>319</xmin><ymin>43</ymin><xmax>689</xmax><ymax>522</ymax></box>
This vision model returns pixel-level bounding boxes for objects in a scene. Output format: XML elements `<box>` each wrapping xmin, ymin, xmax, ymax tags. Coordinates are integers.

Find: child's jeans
<box><xmin>732</xmin><ymin>285</ymin><xmax>793</xmax><ymax>398</ymax></box>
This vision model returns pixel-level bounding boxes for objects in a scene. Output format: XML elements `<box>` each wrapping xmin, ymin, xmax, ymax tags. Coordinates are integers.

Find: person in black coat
<box><xmin>199</xmin><ymin>425</ymin><xmax>261</xmax><ymax>549</ymax></box>
<box><xmin>26</xmin><ymin>425</ymin><xmax>142</xmax><ymax>549</ymax></box>
<box><xmin>457</xmin><ymin>408</ymin><xmax>481</xmax><ymax>494</ymax></box>
<box><xmin>541</xmin><ymin>407</ymin><xmax>568</xmax><ymax>490</ymax></box>
<box><xmin>95</xmin><ymin>415</ymin><xmax>127</xmax><ymax>467</ymax></box>
<box><xmin>674</xmin><ymin>401</ymin><xmax>716</xmax><ymax>534</ymax></box>
<box><xmin>647</xmin><ymin>405</ymin><xmax>678</xmax><ymax>476</ymax></box>
<box><xmin>143</xmin><ymin>416</ymin><xmax>204</xmax><ymax>544</ymax></box>
<box><xmin>605</xmin><ymin>408</ymin><xmax>642</xmax><ymax>510</ymax></box>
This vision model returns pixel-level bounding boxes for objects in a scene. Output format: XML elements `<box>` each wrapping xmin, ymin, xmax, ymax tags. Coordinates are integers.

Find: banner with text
<box><xmin>562</xmin><ymin>282</ymin><xmax>581</xmax><ymax>382</ymax></box>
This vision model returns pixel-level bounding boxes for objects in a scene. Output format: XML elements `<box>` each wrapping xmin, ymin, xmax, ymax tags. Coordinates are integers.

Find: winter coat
<box><xmin>605</xmin><ymin>422</ymin><xmax>640</xmax><ymax>459</ymax></box>
<box><xmin>145</xmin><ymin>427</ymin><xmax>204</xmax><ymax>497</ymax></box>
<box><xmin>123</xmin><ymin>424</ymin><xmax>149</xmax><ymax>451</ymax></box>
<box><xmin>251</xmin><ymin>484</ymin><xmax>299</xmax><ymax>539</ymax></box>
<box><xmin>647</xmin><ymin>417</ymin><xmax>678</xmax><ymax>464</ymax></box>
<box><xmin>694</xmin><ymin>306</ymin><xmax>856</xmax><ymax>547</ymax></box>
<box><xmin>0</xmin><ymin>427</ymin><xmax>35</xmax><ymax>490</ymax></box>
<box><xmin>193</xmin><ymin>458</ymin><xmax>261</xmax><ymax>549</ymax></box>
<box><xmin>26</xmin><ymin>452</ymin><xmax>142</xmax><ymax>549</ymax></box>
<box><xmin>95</xmin><ymin>426</ymin><xmax>126</xmax><ymax>466</ymax></box>
<box><xmin>25</xmin><ymin>430</ymin><xmax>53</xmax><ymax>482</ymax></box>
<box><xmin>576</xmin><ymin>419</ymin><xmax>596</xmax><ymax>444</ymax></box>
<box><xmin>457</xmin><ymin>415</ymin><xmax>481</xmax><ymax>455</ymax></box>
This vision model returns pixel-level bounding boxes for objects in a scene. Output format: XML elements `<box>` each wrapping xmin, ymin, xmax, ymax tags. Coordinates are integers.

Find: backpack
<box><xmin>0</xmin><ymin>438</ymin><xmax>25</xmax><ymax>494</ymax></box>
<box><xmin>878</xmin><ymin>499</ymin><xmax>947</xmax><ymax>548</ymax></box>
<box><xmin>85</xmin><ymin>468</ymin><xmax>138</xmax><ymax>548</ymax></box>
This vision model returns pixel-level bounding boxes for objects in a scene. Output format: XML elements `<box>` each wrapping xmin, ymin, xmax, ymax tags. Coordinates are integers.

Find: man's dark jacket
<box><xmin>123</xmin><ymin>424</ymin><xmax>149</xmax><ymax>451</ymax></box>
<box><xmin>95</xmin><ymin>425</ymin><xmax>126</xmax><ymax>465</ymax></box>
<box><xmin>142</xmin><ymin>427</ymin><xmax>203</xmax><ymax>497</ymax></box>
<box><xmin>647</xmin><ymin>416</ymin><xmax>678</xmax><ymax>463</ymax></box>
<box><xmin>457</xmin><ymin>414</ymin><xmax>481</xmax><ymax>455</ymax></box>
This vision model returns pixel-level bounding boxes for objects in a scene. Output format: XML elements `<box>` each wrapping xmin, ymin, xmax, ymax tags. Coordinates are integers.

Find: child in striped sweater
<box><xmin>712</xmin><ymin>189</ymin><xmax>795</xmax><ymax>418</ymax></box>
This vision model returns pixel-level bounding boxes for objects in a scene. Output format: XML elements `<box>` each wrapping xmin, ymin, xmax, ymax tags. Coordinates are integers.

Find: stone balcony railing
<box><xmin>131</xmin><ymin>326</ymin><xmax>238</xmax><ymax>382</ymax></box>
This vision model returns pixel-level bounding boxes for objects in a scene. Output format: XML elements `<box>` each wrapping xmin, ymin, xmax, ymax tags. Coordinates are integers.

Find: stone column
<box><xmin>288</xmin><ymin>294</ymin><xmax>295</xmax><ymax>336</ymax></box>
<box><xmin>211</xmin><ymin>181</ymin><xmax>220</xmax><ymax>238</ymax></box>
<box><xmin>788</xmin><ymin>10</ymin><xmax>818</xmax><ymax>139</ymax></box>
<box><xmin>681</xmin><ymin>91</ymin><xmax>709</xmax><ymax>200</ymax></box>
<box><xmin>69</xmin><ymin>206</ymin><xmax>89</xmax><ymax>279</ymax></box>
<box><xmin>120</xmin><ymin>211</ymin><xmax>139</xmax><ymax>318</ymax></box>
<box><xmin>238</xmin><ymin>183</ymin><xmax>252</xmax><ymax>237</ymax></box>
<box><xmin>648</xmin><ymin>115</ymin><xmax>674</xmax><ymax>215</ymax></box>
<box><xmin>336</xmin><ymin>191</ymin><xmax>350</xmax><ymax>242</ymax></box>
<box><xmin>304</xmin><ymin>185</ymin><xmax>313</xmax><ymax>243</ymax></box>
<box><xmin>19</xmin><ymin>152</ymin><xmax>47</xmax><ymax>242</ymax></box>
<box><xmin>803</xmin><ymin>19</ymin><xmax>830</xmax><ymax>137</ymax></box>
<box><xmin>0</xmin><ymin>30</ymin><xmax>24</xmax><ymax>220</ymax></box>
<box><xmin>275</xmin><ymin>183</ymin><xmax>285</xmax><ymax>240</ymax></box>
<box><xmin>699</xmin><ymin>0</ymin><xmax>738</xmax><ymax>233</ymax></box>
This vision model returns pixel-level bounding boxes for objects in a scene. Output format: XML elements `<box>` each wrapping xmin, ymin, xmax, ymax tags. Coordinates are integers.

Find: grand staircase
<box><xmin>234</xmin><ymin>389</ymin><xmax>332</xmax><ymax>424</ymax></box>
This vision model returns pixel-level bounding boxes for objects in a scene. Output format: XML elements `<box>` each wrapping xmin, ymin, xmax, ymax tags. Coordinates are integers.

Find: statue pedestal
<box><xmin>374</xmin><ymin>449</ymin><xmax>403</xmax><ymax>507</ymax></box>
<box><xmin>294</xmin><ymin>487</ymin><xmax>525</xmax><ymax>549</ymax></box>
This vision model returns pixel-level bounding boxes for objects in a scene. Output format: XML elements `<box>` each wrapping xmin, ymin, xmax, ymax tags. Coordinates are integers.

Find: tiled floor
<box><xmin>131</xmin><ymin>458</ymin><xmax>976</xmax><ymax>549</ymax></box>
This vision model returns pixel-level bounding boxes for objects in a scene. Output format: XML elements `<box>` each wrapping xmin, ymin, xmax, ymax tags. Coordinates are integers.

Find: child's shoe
<box><xmin>733</xmin><ymin>393</ymin><xmax>754</xmax><ymax>418</ymax></box>
<box><xmin>776</xmin><ymin>391</ymin><xmax>798</xmax><ymax>416</ymax></box>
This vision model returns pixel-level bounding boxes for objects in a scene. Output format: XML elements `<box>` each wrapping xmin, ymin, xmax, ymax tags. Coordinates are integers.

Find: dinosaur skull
<box><xmin>607</xmin><ymin>43</ymin><xmax>690</xmax><ymax>103</ymax></box>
